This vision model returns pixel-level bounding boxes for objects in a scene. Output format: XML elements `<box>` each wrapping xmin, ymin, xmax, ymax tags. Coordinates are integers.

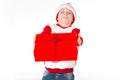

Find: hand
<box><xmin>77</xmin><ymin>35</ymin><xmax>83</xmax><ymax>46</ymax></box>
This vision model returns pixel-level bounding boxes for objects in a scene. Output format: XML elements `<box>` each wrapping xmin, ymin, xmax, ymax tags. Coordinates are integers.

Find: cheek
<box><xmin>70</xmin><ymin>15</ymin><xmax>74</xmax><ymax>19</ymax></box>
<box><xmin>57</xmin><ymin>15</ymin><xmax>63</xmax><ymax>21</ymax></box>
<box><xmin>69</xmin><ymin>16</ymin><xmax>74</xmax><ymax>22</ymax></box>
<box><xmin>56</xmin><ymin>13</ymin><xmax>62</xmax><ymax>21</ymax></box>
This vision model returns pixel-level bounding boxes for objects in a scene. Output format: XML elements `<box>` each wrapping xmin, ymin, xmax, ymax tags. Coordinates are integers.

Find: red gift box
<box><xmin>34</xmin><ymin>33</ymin><xmax>78</xmax><ymax>61</ymax></box>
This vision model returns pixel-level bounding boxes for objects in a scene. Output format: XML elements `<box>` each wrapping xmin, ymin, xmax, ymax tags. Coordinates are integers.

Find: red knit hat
<box><xmin>56</xmin><ymin>3</ymin><xmax>77</xmax><ymax>24</ymax></box>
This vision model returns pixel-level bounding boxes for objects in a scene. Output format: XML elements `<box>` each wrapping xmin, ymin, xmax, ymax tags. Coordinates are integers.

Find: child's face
<box><xmin>57</xmin><ymin>8</ymin><xmax>74</xmax><ymax>26</ymax></box>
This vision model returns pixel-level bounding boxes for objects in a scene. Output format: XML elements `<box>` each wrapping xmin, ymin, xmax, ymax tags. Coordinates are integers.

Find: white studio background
<box><xmin>0</xmin><ymin>0</ymin><xmax>120</xmax><ymax>80</ymax></box>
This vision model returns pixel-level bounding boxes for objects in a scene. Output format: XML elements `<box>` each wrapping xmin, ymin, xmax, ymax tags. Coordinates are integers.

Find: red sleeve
<box><xmin>72</xmin><ymin>28</ymin><xmax>83</xmax><ymax>46</ymax></box>
<box><xmin>41</xmin><ymin>25</ymin><xmax>51</xmax><ymax>34</ymax></box>
<box><xmin>72</xmin><ymin>28</ymin><xmax>80</xmax><ymax>34</ymax></box>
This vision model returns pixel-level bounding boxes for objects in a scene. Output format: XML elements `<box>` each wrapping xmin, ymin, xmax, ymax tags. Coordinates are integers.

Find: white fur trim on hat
<box><xmin>56</xmin><ymin>3</ymin><xmax>77</xmax><ymax>18</ymax></box>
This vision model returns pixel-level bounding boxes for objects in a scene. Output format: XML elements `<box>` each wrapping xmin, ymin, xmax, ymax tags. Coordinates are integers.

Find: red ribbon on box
<box><xmin>34</xmin><ymin>33</ymin><xmax>78</xmax><ymax>61</ymax></box>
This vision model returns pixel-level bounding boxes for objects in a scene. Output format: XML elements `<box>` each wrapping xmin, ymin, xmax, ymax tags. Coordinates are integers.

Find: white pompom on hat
<box><xmin>56</xmin><ymin>3</ymin><xmax>77</xmax><ymax>24</ymax></box>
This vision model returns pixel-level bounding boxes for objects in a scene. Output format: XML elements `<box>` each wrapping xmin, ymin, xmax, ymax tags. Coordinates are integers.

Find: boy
<box><xmin>41</xmin><ymin>3</ymin><xmax>83</xmax><ymax>80</ymax></box>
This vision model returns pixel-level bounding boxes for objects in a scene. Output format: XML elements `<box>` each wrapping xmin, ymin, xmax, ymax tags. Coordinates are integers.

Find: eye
<box><xmin>67</xmin><ymin>12</ymin><xmax>72</xmax><ymax>14</ymax></box>
<box><xmin>60</xmin><ymin>11</ymin><xmax>65</xmax><ymax>14</ymax></box>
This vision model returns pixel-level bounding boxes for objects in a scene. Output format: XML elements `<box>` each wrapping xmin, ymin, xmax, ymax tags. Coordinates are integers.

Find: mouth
<box><xmin>62</xmin><ymin>17</ymin><xmax>68</xmax><ymax>19</ymax></box>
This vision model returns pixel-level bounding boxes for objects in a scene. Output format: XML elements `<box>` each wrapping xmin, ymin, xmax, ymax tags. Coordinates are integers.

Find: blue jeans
<box><xmin>42</xmin><ymin>70</ymin><xmax>74</xmax><ymax>80</ymax></box>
